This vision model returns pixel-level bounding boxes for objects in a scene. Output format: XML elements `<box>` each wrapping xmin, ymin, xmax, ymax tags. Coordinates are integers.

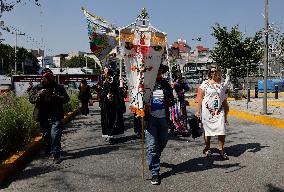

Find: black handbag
<box><xmin>188</xmin><ymin>116</ymin><xmax>203</xmax><ymax>139</ymax></box>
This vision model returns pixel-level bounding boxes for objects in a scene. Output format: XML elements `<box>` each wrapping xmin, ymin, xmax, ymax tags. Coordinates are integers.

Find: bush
<box><xmin>63</xmin><ymin>92</ymin><xmax>79</xmax><ymax>114</ymax></box>
<box><xmin>0</xmin><ymin>93</ymin><xmax>37</xmax><ymax>161</ymax></box>
<box><xmin>0</xmin><ymin>91</ymin><xmax>79</xmax><ymax>163</ymax></box>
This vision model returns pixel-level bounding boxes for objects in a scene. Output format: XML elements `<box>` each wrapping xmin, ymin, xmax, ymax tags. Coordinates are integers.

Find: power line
<box><xmin>0</xmin><ymin>21</ymin><xmax>54</xmax><ymax>54</ymax></box>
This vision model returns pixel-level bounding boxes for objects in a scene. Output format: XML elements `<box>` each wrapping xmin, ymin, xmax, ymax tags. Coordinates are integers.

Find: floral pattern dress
<box><xmin>200</xmin><ymin>79</ymin><xmax>229</xmax><ymax>136</ymax></box>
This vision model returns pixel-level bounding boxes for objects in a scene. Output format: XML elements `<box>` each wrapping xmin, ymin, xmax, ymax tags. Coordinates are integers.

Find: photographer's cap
<box><xmin>41</xmin><ymin>68</ymin><xmax>54</xmax><ymax>78</ymax></box>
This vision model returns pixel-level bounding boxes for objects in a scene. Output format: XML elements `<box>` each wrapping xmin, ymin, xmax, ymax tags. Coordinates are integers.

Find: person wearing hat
<box><xmin>29</xmin><ymin>68</ymin><xmax>70</xmax><ymax>163</ymax></box>
<box><xmin>145</xmin><ymin>64</ymin><xmax>174</xmax><ymax>185</ymax></box>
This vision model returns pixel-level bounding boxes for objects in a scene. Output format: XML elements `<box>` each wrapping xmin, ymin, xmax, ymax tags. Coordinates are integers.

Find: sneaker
<box><xmin>151</xmin><ymin>175</ymin><xmax>160</xmax><ymax>185</ymax></box>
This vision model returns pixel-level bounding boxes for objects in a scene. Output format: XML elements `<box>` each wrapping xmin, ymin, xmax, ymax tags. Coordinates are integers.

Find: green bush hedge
<box><xmin>64</xmin><ymin>91</ymin><xmax>80</xmax><ymax>114</ymax></box>
<box><xmin>0</xmin><ymin>91</ymin><xmax>79</xmax><ymax>163</ymax></box>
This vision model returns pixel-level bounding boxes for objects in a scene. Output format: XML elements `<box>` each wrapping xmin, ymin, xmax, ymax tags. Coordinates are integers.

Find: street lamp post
<box><xmin>192</xmin><ymin>37</ymin><xmax>201</xmax><ymax>71</ymax></box>
<box><xmin>14</xmin><ymin>32</ymin><xmax>25</xmax><ymax>74</ymax></box>
<box><xmin>192</xmin><ymin>37</ymin><xmax>202</xmax><ymax>81</ymax></box>
<box><xmin>263</xmin><ymin>0</ymin><xmax>269</xmax><ymax>114</ymax></box>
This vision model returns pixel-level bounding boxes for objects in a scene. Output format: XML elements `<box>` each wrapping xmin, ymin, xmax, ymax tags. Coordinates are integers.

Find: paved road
<box><xmin>2</xmin><ymin>103</ymin><xmax>284</xmax><ymax>192</ymax></box>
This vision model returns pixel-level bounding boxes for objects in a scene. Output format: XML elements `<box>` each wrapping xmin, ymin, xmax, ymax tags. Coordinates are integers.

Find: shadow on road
<box><xmin>225</xmin><ymin>143</ymin><xmax>269</xmax><ymax>157</ymax></box>
<box><xmin>160</xmin><ymin>142</ymin><xmax>268</xmax><ymax>180</ymax></box>
<box><xmin>62</xmin><ymin>144</ymin><xmax>119</xmax><ymax>161</ymax></box>
<box><xmin>0</xmin><ymin>144</ymin><xmax>120</xmax><ymax>189</ymax></box>
<box><xmin>266</xmin><ymin>184</ymin><xmax>284</xmax><ymax>192</ymax></box>
<box><xmin>160</xmin><ymin>156</ymin><xmax>242</xmax><ymax>180</ymax></box>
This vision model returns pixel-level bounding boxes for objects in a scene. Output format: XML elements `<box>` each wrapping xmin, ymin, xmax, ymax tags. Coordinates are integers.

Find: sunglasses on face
<box><xmin>211</xmin><ymin>70</ymin><xmax>217</xmax><ymax>74</ymax></box>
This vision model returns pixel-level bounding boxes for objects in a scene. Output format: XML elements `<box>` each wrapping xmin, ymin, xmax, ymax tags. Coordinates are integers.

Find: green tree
<box><xmin>267</xmin><ymin>24</ymin><xmax>284</xmax><ymax>69</ymax></box>
<box><xmin>210</xmin><ymin>23</ymin><xmax>263</xmax><ymax>78</ymax></box>
<box><xmin>0</xmin><ymin>0</ymin><xmax>40</xmax><ymax>18</ymax></box>
<box><xmin>63</xmin><ymin>56</ymin><xmax>100</xmax><ymax>74</ymax></box>
<box><xmin>15</xmin><ymin>47</ymin><xmax>39</xmax><ymax>74</ymax></box>
<box><xmin>0</xmin><ymin>43</ymin><xmax>14</xmax><ymax>74</ymax></box>
<box><xmin>278</xmin><ymin>34</ymin><xmax>284</xmax><ymax>65</ymax></box>
<box><xmin>0</xmin><ymin>44</ymin><xmax>39</xmax><ymax>74</ymax></box>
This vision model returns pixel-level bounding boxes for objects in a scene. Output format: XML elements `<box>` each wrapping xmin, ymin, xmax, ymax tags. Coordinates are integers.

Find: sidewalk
<box><xmin>228</xmin><ymin>97</ymin><xmax>284</xmax><ymax>120</ymax></box>
<box><xmin>188</xmin><ymin>96</ymin><xmax>284</xmax><ymax>129</ymax></box>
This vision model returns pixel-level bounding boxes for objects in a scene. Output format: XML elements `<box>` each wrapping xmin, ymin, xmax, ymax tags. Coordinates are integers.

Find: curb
<box><xmin>63</xmin><ymin>109</ymin><xmax>79</xmax><ymax>124</ymax></box>
<box><xmin>0</xmin><ymin>136</ymin><xmax>43</xmax><ymax>185</ymax></box>
<box><xmin>229</xmin><ymin>109</ymin><xmax>284</xmax><ymax>129</ymax></box>
<box><xmin>0</xmin><ymin>108</ymin><xmax>79</xmax><ymax>185</ymax></box>
<box><xmin>188</xmin><ymin>100</ymin><xmax>284</xmax><ymax>129</ymax></box>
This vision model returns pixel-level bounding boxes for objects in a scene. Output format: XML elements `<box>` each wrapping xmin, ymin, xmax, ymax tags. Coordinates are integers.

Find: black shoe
<box><xmin>53</xmin><ymin>155</ymin><xmax>62</xmax><ymax>164</ymax></box>
<box><xmin>151</xmin><ymin>175</ymin><xmax>160</xmax><ymax>185</ymax></box>
<box><xmin>219</xmin><ymin>150</ymin><xmax>229</xmax><ymax>160</ymax></box>
<box><xmin>108</xmin><ymin>138</ymin><xmax>115</xmax><ymax>145</ymax></box>
<box><xmin>44</xmin><ymin>149</ymin><xmax>51</xmax><ymax>156</ymax></box>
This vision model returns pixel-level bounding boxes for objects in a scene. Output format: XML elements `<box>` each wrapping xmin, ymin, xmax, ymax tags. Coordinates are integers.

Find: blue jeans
<box><xmin>145</xmin><ymin>115</ymin><xmax>168</xmax><ymax>176</ymax></box>
<box><xmin>40</xmin><ymin>118</ymin><xmax>63</xmax><ymax>157</ymax></box>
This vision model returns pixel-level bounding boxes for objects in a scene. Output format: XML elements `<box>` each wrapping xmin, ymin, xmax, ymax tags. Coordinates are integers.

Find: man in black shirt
<box><xmin>29</xmin><ymin>68</ymin><xmax>70</xmax><ymax>163</ymax></box>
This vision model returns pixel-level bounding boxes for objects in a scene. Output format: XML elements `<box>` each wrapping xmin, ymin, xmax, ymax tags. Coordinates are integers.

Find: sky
<box><xmin>1</xmin><ymin>0</ymin><xmax>284</xmax><ymax>56</ymax></box>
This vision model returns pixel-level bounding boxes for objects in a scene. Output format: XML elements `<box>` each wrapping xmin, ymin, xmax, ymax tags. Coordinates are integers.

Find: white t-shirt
<box><xmin>150</xmin><ymin>88</ymin><xmax>166</xmax><ymax>118</ymax></box>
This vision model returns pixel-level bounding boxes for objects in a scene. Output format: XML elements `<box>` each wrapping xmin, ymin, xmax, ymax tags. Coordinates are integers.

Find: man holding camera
<box><xmin>29</xmin><ymin>68</ymin><xmax>70</xmax><ymax>163</ymax></box>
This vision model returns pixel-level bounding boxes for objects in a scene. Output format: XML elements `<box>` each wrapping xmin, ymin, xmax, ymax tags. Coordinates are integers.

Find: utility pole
<box><xmin>246</xmin><ymin>65</ymin><xmax>249</xmax><ymax>109</ymax></box>
<box><xmin>192</xmin><ymin>37</ymin><xmax>202</xmax><ymax>79</ymax></box>
<box><xmin>263</xmin><ymin>0</ymin><xmax>268</xmax><ymax>114</ymax></box>
<box><xmin>14</xmin><ymin>32</ymin><xmax>25</xmax><ymax>74</ymax></box>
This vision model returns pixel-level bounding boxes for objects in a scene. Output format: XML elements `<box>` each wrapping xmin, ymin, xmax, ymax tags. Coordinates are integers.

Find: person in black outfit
<box><xmin>29</xmin><ymin>68</ymin><xmax>70</xmax><ymax>163</ymax></box>
<box><xmin>97</xmin><ymin>66</ymin><xmax>127</xmax><ymax>143</ymax></box>
<box><xmin>78</xmin><ymin>79</ymin><xmax>92</xmax><ymax>116</ymax></box>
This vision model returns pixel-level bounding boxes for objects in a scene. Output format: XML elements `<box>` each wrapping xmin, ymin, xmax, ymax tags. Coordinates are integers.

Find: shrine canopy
<box><xmin>119</xmin><ymin>8</ymin><xmax>167</xmax><ymax>117</ymax></box>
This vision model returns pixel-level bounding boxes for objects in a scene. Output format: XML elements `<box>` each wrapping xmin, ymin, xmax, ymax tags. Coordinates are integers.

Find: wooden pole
<box><xmin>141</xmin><ymin>116</ymin><xmax>145</xmax><ymax>179</ymax></box>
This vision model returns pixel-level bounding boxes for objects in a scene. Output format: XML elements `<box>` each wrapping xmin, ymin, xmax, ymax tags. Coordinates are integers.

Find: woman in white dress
<box><xmin>195</xmin><ymin>64</ymin><xmax>230</xmax><ymax>160</ymax></box>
